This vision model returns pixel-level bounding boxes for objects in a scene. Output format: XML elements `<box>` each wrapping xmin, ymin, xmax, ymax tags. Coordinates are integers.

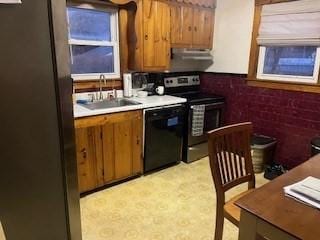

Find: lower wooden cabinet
<box><xmin>74</xmin><ymin>110</ymin><xmax>143</xmax><ymax>193</ymax></box>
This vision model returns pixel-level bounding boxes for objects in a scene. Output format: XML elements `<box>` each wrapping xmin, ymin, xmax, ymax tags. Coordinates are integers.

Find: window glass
<box><xmin>67</xmin><ymin>7</ymin><xmax>111</xmax><ymax>42</ymax></box>
<box><xmin>263</xmin><ymin>46</ymin><xmax>317</xmax><ymax>77</ymax></box>
<box><xmin>70</xmin><ymin>45</ymin><xmax>114</xmax><ymax>74</ymax></box>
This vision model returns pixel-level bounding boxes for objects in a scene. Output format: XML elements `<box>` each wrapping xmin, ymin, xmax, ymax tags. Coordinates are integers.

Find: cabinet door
<box><xmin>101</xmin><ymin>120</ymin><xmax>133</xmax><ymax>182</ymax></box>
<box><xmin>143</xmin><ymin>0</ymin><xmax>170</xmax><ymax>71</ymax></box>
<box><xmin>101</xmin><ymin>123</ymin><xmax>115</xmax><ymax>183</ymax></box>
<box><xmin>201</xmin><ymin>8</ymin><xmax>214</xmax><ymax>48</ymax></box>
<box><xmin>192</xmin><ymin>8</ymin><xmax>214</xmax><ymax>49</ymax></box>
<box><xmin>75</xmin><ymin>127</ymin><xmax>103</xmax><ymax>193</ymax></box>
<box><xmin>131</xmin><ymin>112</ymin><xmax>143</xmax><ymax>175</ymax></box>
<box><xmin>170</xmin><ymin>4</ymin><xmax>182</xmax><ymax>45</ymax></box>
<box><xmin>114</xmin><ymin>120</ymin><xmax>133</xmax><ymax>179</ymax></box>
<box><xmin>181</xmin><ymin>6</ymin><xmax>194</xmax><ymax>45</ymax></box>
<box><xmin>101</xmin><ymin>111</ymin><xmax>143</xmax><ymax>183</ymax></box>
<box><xmin>170</xmin><ymin>5</ymin><xmax>193</xmax><ymax>47</ymax></box>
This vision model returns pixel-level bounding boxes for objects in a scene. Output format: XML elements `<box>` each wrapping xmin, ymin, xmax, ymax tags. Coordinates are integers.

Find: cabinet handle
<box><xmin>194</xmin><ymin>27</ymin><xmax>197</xmax><ymax>32</ymax></box>
<box><xmin>81</xmin><ymin>148</ymin><xmax>87</xmax><ymax>159</ymax></box>
<box><xmin>145</xmin><ymin>34</ymin><xmax>148</xmax><ymax>40</ymax></box>
<box><xmin>188</xmin><ymin>26</ymin><xmax>192</xmax><ymax>31</ymax></box>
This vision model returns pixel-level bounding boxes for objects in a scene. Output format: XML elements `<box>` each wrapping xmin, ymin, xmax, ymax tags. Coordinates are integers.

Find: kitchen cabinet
<box><xmin>142</xmin><ymin>0</ymin><xmax>171</xmax><ymax>71</ymax></box>
<box><xmin>170</xmin><ymin>5</ymin><xmax>194</xmax><ymax>48</ymax></box>
<box><xmin>126</xmin><ymin>0</ymin><xmax>171</xmax><ymax>71</ymax></box>
<box><xmin>125</xmin><ymin>0</ymin><xmax>215</xmax><ymax>71</ymax></box>
<box><xmin>170</xmin><ymin>5</ymin><xmax>214</xmax><ymax>49</ymax></box>
<box><xmin>74</xmin><ymin>110</ymin><xmax>143</xmax><ymax>193</ymax></box>
<box><xmin>75</xmin><ymin>126</ymin><xmax>103</xmax><ymax>193</ymax></box>
<box><xmin>101</xmin><ymin>111</ymin><xmax>143</xmax><ymax>182</ymax></box>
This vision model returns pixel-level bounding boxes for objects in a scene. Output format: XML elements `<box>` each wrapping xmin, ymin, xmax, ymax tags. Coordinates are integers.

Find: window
<box><xmin>257</xmin><ymin>46</ymin><xmax>320</xmax><ymax>83</ymax></box>
<box><xmin>67</xmin><ymin>5</ymin><xmax>120</xmax><ymax>80</ymax></box>
<box><xmin>249</xmin><ymin>0</ymin><xmax>320</xmax><ymax>89</ymax></box>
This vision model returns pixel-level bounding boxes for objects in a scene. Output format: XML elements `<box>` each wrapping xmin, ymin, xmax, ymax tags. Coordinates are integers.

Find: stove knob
<box><xmin>166</xmin><ymin>80</ymin><xmax>170</xmax><ymax>84</ymax></box>
<box><xmin>170</xmin><ymin>80</ymin><xmax>173</xmax><ymax>83</ymax></box>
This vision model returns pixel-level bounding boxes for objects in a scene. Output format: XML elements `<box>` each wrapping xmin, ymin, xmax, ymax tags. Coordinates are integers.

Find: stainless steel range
<box><xmin>163</xmin><ymin>73</ymin><xmax>225</xmax><ymax>163</ymax></box>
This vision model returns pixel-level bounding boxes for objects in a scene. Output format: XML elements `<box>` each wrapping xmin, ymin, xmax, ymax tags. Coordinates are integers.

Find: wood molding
<box><xmin>247</xmin><ymin>5</ymin><xmax>262</xmax><ymax>80</ymax></box>
<box><xmin>247</xmin><ymin>79</ymin><xmax>320</xmax><ymax>94</ymax></box>
<box><xmin>255</xmin><ymin>0</ymin><xmax>298</xmax><ymax>6</ymax></box>
<box><xmin>74</xmin><ymin>80</ymin><xmax>122</xmax><ymax>92</ymax></box>
<box><xmin>168</xmin><ymin>0</ymin><xmax>216</xmax><ymax>9</ymax></box>
<box><xmin>109</xmin><ymin>0</ymin><xmax>137</xmax><ymax>5</ymax></box>
<box><xmin>74</xmin><ymin>110</ymin><xmax>142</xmax><ymax>128</ymax></box>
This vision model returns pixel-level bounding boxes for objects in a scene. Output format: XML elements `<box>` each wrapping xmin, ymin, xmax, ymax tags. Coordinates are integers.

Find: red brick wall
<box><xmin>201</xmin><ymin>73</ymin><xmax>320</xmax><ymax>169</ymax></box>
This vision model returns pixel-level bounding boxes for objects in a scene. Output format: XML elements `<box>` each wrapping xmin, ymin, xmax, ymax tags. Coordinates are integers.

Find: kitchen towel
<box><xmin>284</xmin><ymin>176</ymin><xmax>320</xmax><ymax>209</ymax></box>
<box><xmin>191</xmin><ymin>105</ymin><xmax>205</xmax><ymax>137</ymax></box>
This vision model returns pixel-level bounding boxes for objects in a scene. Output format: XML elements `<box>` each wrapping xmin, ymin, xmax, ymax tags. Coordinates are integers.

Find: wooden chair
<box><xmin>208</xmin><ymin>122</ymin><xmax>255</xmax><ymax>240</ymax></box>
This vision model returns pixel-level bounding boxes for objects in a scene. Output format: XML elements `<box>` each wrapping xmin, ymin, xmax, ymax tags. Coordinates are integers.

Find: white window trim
<box><xmin>67</xmin><ymin>4</ymin><xmax>120</xmax><ymax>81</ymax></box>
<box><xmin>257</xmin><ymin>46</ymin><xmax>320</xmax><ymax>84</ymax></box>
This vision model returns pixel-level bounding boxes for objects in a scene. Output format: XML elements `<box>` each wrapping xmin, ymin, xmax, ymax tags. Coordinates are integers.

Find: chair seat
<box><xmin>224</xmin><ymin>189</ymin><xmax>255</xmax><ymax>226</ymax></box>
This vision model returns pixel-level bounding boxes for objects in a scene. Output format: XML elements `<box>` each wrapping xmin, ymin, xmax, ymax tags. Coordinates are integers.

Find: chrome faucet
<box><xmin>99</xmin><ymin>74</ymin><xmax>107</xmax><ymax>101</ymax></box>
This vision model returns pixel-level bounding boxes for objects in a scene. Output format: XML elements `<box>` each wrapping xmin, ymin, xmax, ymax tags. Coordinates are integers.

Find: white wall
<box><xmin>204</xmin><ymin>0</ymin><xmax>255</xmax><ymax>74</ymax></box>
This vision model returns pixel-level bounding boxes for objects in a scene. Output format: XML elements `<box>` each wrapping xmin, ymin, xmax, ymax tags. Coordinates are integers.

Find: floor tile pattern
<box><xmin>80</xmin><ymin>158</ymin><xmax>267</xmax><ymax>240</ymax></box>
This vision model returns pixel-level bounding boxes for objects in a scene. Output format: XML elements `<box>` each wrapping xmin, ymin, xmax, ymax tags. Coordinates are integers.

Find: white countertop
<box><xmin>74</xmin><ymin>95</ymin><xmax>187</xmax><ymax>118</ymax></box>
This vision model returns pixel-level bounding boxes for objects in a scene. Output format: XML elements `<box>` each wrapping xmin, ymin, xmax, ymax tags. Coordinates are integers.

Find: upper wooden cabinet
<box><xmin>125</xmin><ymin>0</ymin><xmax>215</xmax><ymax>71</ymax></box>
<box><xmin>126</xmin><ymin>0</ymin><xmax>171</xmax><ymax>72</ymax></box>
<box><xmin>74</xmin><ymin>110</ymin><xmax>143</xmax><ymax>193</ymax></box>
<box><xmin>170</xmin><ymin>5</ymin><xmax>214</xmax><ymax>49</ymax></box>
<box><xmin>142</xmin><ymin>0</ymin><xmax>171</xmax><ymax>71</ymax></box>
<box><xmin>170</xmin><ymin>5</ymin><xmax>194</xmax><ymax>48</ymax></box>
<box><xmin>170</xmin><ymin>0</ymin><xmax>216</xmax><ymax>9</ymax></box>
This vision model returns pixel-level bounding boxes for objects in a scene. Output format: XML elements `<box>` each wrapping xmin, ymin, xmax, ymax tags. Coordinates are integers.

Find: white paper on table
<box><xmin>284</xmin><ymin>176</ymin><xmax>320</xmax><ymax>209</ymax></box>
<box><xmin>0</xmin><ymin>0</ymin><xmax>21</xmax><ymax>3</ymax></box>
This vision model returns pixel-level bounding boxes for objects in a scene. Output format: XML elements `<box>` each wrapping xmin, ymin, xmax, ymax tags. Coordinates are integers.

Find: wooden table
<box><xmin>236</xmin><ymin>154</ymin><xmax>320</xmax><ymax>240</ymax></box>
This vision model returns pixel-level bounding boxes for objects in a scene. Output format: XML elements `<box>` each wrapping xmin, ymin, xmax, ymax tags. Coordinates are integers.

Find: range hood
<box><xmin>172</xmin><ymin>48</ymin><xmax>213</xmax><ymax>60</ymax></box>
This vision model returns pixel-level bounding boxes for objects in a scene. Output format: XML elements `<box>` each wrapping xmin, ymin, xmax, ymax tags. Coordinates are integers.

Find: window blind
<box><xmin>257</xmin><ymin>0</ymin><xmax>320</xmax><ymax>46</ymax></box>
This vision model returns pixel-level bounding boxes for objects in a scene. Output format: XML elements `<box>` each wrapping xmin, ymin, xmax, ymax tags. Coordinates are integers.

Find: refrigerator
<box><xmin>0</xmin><ymin>0</ymin><xmax>82</xmax><ymax>239</ymax></box>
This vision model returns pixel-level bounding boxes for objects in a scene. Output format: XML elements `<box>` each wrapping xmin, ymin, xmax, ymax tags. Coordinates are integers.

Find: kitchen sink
<box><xmin>79</xmin><ymin>99</ymin><xmax>141</xmax><ymax>110</ymax></box>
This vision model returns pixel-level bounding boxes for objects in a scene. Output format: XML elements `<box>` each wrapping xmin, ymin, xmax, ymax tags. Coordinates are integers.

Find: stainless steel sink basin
<box><xmin>79</xmin><ymin>99</ymin><xmax>141</xmax><ymax>110</ymax></box>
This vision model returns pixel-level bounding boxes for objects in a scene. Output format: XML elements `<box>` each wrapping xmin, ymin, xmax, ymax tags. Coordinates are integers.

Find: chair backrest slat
<box><xmin>208</xmin><ymin>122</ymin><xmax>255</xmax><ymax>193</ymax></box>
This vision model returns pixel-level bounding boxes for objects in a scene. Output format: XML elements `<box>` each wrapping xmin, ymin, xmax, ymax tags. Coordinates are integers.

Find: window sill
<box><xmin>246</xmin><ymin>78</ymin><xmax>320</xmax><ymax>94</ymax></box>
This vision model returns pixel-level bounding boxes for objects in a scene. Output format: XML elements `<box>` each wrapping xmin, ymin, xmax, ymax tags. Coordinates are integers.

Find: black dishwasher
<box><xmin>144</xmin><ymin>104</ymin><xmax>186</xmax><ymax>173</ymax></box>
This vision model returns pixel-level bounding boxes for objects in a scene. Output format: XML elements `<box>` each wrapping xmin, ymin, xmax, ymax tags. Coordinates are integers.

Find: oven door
<box><xmin>188</xmin><ymin>102</ymin><xmax>224</xmax><ymax>146</ymax></box>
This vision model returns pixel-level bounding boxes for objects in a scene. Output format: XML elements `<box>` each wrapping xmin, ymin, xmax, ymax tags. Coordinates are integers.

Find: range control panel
<box><xmin>164</xmin><ymin>75</ymin><xmax>200</xmax><ymax>88</ymax></box>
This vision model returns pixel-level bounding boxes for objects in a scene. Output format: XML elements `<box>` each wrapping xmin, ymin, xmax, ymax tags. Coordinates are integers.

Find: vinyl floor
<box><xmin>80</xmin><ymin>157</ymin><xmax>268</xmax><ymax>240</ymax></box>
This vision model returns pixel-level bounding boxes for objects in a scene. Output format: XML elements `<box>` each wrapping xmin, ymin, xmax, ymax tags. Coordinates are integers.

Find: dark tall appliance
<box><xmin>0</xmin><ymin>1</ymin><xmax>82</xmax><ymax>240</ymax></box>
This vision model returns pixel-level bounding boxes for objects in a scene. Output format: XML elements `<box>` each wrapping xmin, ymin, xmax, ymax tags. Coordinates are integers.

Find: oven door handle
<box><xmin>190</xmin><ymin>102</ymin><xmax>224</xmax><ymax>110</ymax></box>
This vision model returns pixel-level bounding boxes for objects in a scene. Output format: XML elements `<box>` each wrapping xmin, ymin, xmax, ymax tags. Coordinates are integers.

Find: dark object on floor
<box><xmin>251</xmin><ymin>134</ymin><xmax>277</xmax><ymax>173</ymax></box>
<box><xmin>311</xmin><ymin>137</ymin><xmax>320</xmax><ymax>156</ymax></box>
<box><xmin>264</xmin><ymin>164</ymin><xmax>287</xmax><ymax>180</ymax></box>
